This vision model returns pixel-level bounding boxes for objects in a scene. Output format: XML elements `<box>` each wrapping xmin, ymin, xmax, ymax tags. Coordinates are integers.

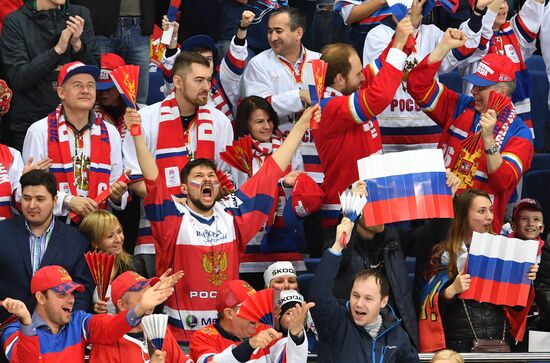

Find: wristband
<box><xmin>238</xmin><ymin>22</ymin><xmax>248</xmax><ymax>31</ymax></box>
<box><xmin>473</xmin><ymin>2</ymin><xmax>487</xmax><ymax>15</ymax></box>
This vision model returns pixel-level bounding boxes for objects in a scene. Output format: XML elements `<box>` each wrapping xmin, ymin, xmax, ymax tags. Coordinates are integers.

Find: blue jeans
<box><xmin>95</xmin><ymin>17</ymin><xmax>150</xmax><ymax>105</ymax></box>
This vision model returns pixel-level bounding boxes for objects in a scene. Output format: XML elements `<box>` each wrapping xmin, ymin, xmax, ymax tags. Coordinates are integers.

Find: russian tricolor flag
<box><xmin>161</xmin><ymin>0</ymin><xmax>181</xmax><ymax>45</ymax></box>
<box><xmin>461</xmin><ymin>232</ymin><xmax>538</xmax><ymax>307</ymax></box>
<box><xmin>357</xmin><ymin>149</ymin><xmax>454</xmax><ymax>226</ymax></box>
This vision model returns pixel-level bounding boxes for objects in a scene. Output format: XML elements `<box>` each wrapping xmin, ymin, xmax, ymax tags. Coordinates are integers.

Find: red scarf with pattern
<box><xmin>47</xmin><ymin>104</ymin><xmax>112</xmax><ymax>207</ymax></box>
<box><xmin>155</xmin><ymin>91</ymin><xmax>216</xmax><ymax>195</ymax></box>
<box><xmin>0</xmin><ymin>144</ymin><xmax>14</xmax><ymax>220</ymax></box>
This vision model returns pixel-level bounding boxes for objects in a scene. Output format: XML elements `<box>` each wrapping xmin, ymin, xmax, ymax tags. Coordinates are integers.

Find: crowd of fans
<box><xmin>0</xmin><ymin>0</ymin><xmax>549</xmax><ymax>361</ymax></box>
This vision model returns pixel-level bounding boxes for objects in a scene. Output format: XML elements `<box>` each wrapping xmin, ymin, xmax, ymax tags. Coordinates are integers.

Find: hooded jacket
<box><xmin>0</xmin><ymin>0</ymin><xmax>99</xmax><ymax>135</ymax></box>
<box><xmin>310</xmin><ymin>248</ymin><xmax>419</xmax><ymax>363</ymax></box>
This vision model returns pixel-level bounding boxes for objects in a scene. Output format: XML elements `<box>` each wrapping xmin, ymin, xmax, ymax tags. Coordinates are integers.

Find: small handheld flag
<box><xmin>386</xmin><ymin>0</ymin><xmax>417</xmax><ymax>52</ymax></box>
<box><xmin>142</xmin><ymin>314</ymin><xmax>169</xmax><ymax>351</ymax></box>
<box><xmin>357</xmin><ymin>149</ymin><xmax>454</xmax><ymax>226</ymax></box>
<box><xmin>161</xmin><ymin>0</ymin><xmax>181</xmax><ymax>45</ymax></box>
<box><xmin>110</xmin><ymin>65</ymin><xmax>141</xmax><ymax>136</ymax></box>
<box><xmin>303</xmin><ymin>60</ymin><xmax>327</xmax><ymax>130</ymax></box>
<box><xmin>487</xmin><ymin>90</ymin><xmax>511</xmax><ymax>115</ymax></box>
<box><xmin>460</xmin><ymin>232</ymin><xmax>538</xmax><ymax>307</ymax></box>
<box><xmin>69</xmin><ymin>173</ymin><xmax>131</xmax><ymax>224</ymax></box>
<box><xmin>220</xmin><ymin>136</ymin><xmax>254</xmax><ymax>178</ymax></box>
<box><xmin>84</xmin><ymin>251</ymin><xmax>115</xmax><ymax>301</ymax></box>
<box><xmin>339</xmin><ymin>190</ymin><xmax>368</xmax><ymax>247</ymax></box>
<box><xmin>237</xmin><ymin>288</ymin><xmax>275</xmax><ymax>327</ymax></box>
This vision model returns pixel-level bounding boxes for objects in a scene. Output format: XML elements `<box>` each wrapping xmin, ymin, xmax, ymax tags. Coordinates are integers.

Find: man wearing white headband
<box><xmin>263</xmin><ymin>262</ymin><xmax>298</xmax><ymax>290</ymax></box>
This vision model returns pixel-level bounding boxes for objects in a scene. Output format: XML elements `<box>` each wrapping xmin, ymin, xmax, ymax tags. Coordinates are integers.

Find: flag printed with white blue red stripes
<box><xmin>461</xmin><ymin>232</ymin><xmax>538</xmax><ymax>307</ymax></box>
<box><xmin>357</xmin><ymin>149</ymin><xmax>453</xmax><ymax>226</ymax></box>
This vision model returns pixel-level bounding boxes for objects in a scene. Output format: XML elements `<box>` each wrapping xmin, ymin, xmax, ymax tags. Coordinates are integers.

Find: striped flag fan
<box><xmin>453</xmin><ymin>131</ymin><xmax>481</xmax><ymax>190</ymax></box>
<box><xmin>220</xmin><ymin>136</ymin><xmax>254</xmax><ymax>178</ymax></box>
<box><xmin>487</xmin><ymin>90</ymin><xmax>511</xmax><ymax>115</ymax></box>
<box><xmin>84</xmin><ymin>251</ymin><xmax>115</xmax><ymax>301</ymax></box>
<box><xmin>110</xmin><ymin>65</ymin><xmax>140</xmax><ymax>136</ymax></box>
<box><xmin>461</xmin><ymin>232</ymin><xmax>538</xmax><ymax>307</ymax></box>
<box><xmin>142</xmin><ymin>314</ymin><xmax>169</xmax><ymax>350</ymax></box>
<box><xmin>339</xmin><ymin>190</ymin><xmax>368</xmax><ymax>247</ymax></box>
<box><xmin>386</xmin><ymin>0</ymin><xmax>416</xmax><ymax>52</ymax></box>
<box><xmin>161</xmin><ymin>0</ymin><xmax>181</xmax><ymax>45</ymax></box>
<box><xmin>237</xmin><ymin>288</ymin><xmax>275</xmax><ymax>327</ymax></box>
<box><xmin>216</xmin><ymin>169</ymin><xmax>235</xmax><ymax>191</ymax></box>
<box><xmin>303</xmin><ymin>60</ymin><xmax>328</xmax><ymax>129</ymax></box>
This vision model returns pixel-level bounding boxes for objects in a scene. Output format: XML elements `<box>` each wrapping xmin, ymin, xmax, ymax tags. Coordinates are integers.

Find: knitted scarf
<box><xmin>47</xmin><ymin>104</ymin><xmax>111</xmax><ymax>205</ymax></box>
<box><xmin>155</xmin><ymin>91</ymin><xmax>215</xmax><ymax>195</ymax></box>
<box><xmin>0</xmin><ymin>144</ymin><xmax>14</xmax><ymax>220</ymax></box>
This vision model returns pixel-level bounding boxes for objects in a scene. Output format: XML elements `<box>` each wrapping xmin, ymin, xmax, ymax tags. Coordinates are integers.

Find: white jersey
<box><xmin>0</xmin><ymin>145</ymin><xmax>24</xmax><ymax>220</ymax></box>
<box><xmin>122</xmin><ymin>98</ymin><xmax>234</xmax><ymax>255</ymax></box>
<box><xmin>363</xmin><ymin>22</ymin><xmax>482</xmax><ymax>153</ymax></box>
<box><xmin>242</xmin><ymin>47</ymin><xmax>323</xmax><ymax>183</ymax></box>
<box><xmin>22</xmin><ymin>115</ymin><xmax>128</xmax><ymax>218</ymax></box>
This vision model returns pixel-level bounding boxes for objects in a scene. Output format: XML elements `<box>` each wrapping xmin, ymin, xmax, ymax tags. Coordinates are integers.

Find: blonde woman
<box><xmin>431</xmin><ymin>349</ymin><xmax>464</xmax><ymax>363</ymax></box>
<box><xmin>80</xmin><ymin>210</ymin><xmax>146</xmax><ymax>314</ymax></box>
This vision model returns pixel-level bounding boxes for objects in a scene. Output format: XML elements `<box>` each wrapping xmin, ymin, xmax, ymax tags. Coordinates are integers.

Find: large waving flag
<box><xmin>357</xmin><ymin>149</ymin><xmax>453</xmax><ymax>226</ymax></box>
<box><xmin>461</xmin><ymin>232</ymin><xmax>538</xmax><ymax>307</ymax></box>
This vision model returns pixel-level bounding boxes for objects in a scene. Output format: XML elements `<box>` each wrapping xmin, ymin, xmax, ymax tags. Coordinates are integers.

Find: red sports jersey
<box><xmin>407</xmin><ymin>57</ymin><xmax>533</xmax><ymax>232</ymax></box>
<box><xmin>315</xmin><ymin>48</ymin><xmax>406</xmax><ymax>228</ymax></box>
<box><xmin>143</xmin><ymin>156</ymin><xmax>284</xmax><ymax>342</ymax></box>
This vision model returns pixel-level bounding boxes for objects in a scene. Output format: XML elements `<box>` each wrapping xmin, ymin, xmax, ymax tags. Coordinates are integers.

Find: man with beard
<box><xmin>125</xmin><ymin>102</ymin><xmax>320</xmax><ymax>342</ymax></box>
<box><xmin>122</xmin><ymin>51</ymin><xmax>234</xmax><ymax>277</ymax></box>
<box><xmin>313</xmin><ymin>17</ymin><xmax>412</xmax><ymax>229</ymax></box>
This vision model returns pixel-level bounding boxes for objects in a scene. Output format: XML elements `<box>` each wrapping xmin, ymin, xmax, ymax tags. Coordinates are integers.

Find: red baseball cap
<box><xmin>58</xmin><ymin>61</ymin><xmax>100</xmax><ymax>86</ymax></box>
<box><xmin>111</xmin><ymin>271</ymin><xmax>160</xmax><ymax>305</ymax></box>
<box><xmin>283</xmin><ymin>173</ymin><xmax>324</xmax><ymax>226</ymax></box>
<box><xmin>31</xmin><ymin>265</ymin><xmax>84</xmax><ymax>294</ymax></box>
<box><xmin>215</xmin><ymin>280</ymin><xmax>256</xmax><ymax>311</ymax></box>
<box><xmin>463</xmin><ymin>53</ymin><xmax>515</xmax><ymax>87</ymax></box>
<box><xmin>512</xmin><ymin>198</ymin><xmax>543</xmax><ymax>220</ymax></box>
<box><xmin>97</xmin><ymin>53</ymin><xmax>126</xmax><ymax>91</ymax></box>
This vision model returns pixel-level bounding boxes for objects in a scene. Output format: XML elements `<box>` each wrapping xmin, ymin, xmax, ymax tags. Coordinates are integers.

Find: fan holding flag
<box><xmin>328</xmin><ymin>170</ymin><xmax>459</xmax><ymax>350</ymax></box>
<box><xmin>420</xmin><ymin>189</ymin><xmax>539</xmax><ymax>352</ymax></box>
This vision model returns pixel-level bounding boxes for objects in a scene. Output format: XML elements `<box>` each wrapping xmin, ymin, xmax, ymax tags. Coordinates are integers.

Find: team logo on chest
<box><xmin>202</xmin><ymin>251</ymin><xmax>228</xmax><ymax>286</ymax></box>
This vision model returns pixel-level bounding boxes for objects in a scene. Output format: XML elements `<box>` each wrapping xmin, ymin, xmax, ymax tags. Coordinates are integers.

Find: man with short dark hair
<box><xmin>125</xmin><ymin>101</ymin><xmax>319</xmax><ymax>342</ymax></box>
<box><xmin>0</xmin><ymin>265</ymin><xmax>173</xmax><ymax>362</ymax></box>
<box><xmin>313</xmin><ymin>18</ymin><xmax>411</xmax><ymax>229</ymax></box>
<box><xmin>242</xmin><ymin>7</ymin><xmax>322</xmax><ymax>184</ymax></box>
<box><xmin>0</xmin><ymin>170</ymin><xmax>93</xmax><ymax>324</ymax></box>
<box><xmin>310</xmin><ymin>218</ymin><xmax>419</xmax><ymax>362</ymax></box>
<box><xmin>122</xmin><ymin>50</ymin><xmax>234</xmax><ymax>276</ymax></box>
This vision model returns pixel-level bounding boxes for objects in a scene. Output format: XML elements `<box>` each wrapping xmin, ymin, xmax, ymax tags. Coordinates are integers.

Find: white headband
<box><xmin>263</xmin><ymin>261</ymin><xmax>296</xmax><ymax>287</ymax></box>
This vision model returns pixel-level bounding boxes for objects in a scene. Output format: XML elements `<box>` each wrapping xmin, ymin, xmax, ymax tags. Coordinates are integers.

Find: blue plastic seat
<box><xmin>529</xmin><ymin>71</ymin><xmax>550</xmax><ymax>151</ymax></box>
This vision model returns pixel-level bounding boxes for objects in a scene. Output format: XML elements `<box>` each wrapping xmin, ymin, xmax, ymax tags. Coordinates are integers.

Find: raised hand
<box><xmin>93</xmin><ymin>297</ymin><xmax>109</xmax><ymax>314</ymax></box>
<box><xmin>480</xmin><ymin>109</ymin><xmax>497</xmax><ymax>141</ymax></box>
<box><xmin>22</xmin><ymin>157</ymin><xmax>53</xmax><ymax>175</ymax></box>
<box><xmin>286</xmin><ymin>301</ymin><xmax>316</xmax><ymax>336</ymax></box>
<box><xmin>124</xmin><ymin>107</ymin><xmax>142</xmax><ymax>135</ymax></box>
<box><xmin>69</xmin><ymin>196</ymin><xmax>98</xmax><ymax>216</ymax></box>
<box><xmin>67</xmin><ymin>16</ymin><xmax>85</xmax><ymax>52</ymax></box>
<box><xmin>445</xmin><ymin>272</ymin><xmax>471</xmax><ymax>299</ymax></box>
<box><xmin>332</xmin><ymin>217</ymin><xmax>354</xmax><ymax>253</ymax></box>
<box><xmin>527</xmin><ymin>264</ymin><xmax>539</xmax><ymax>281</ymax></box>
<box><xmin>240</xmin><ymin>10</ymin><xmax>255</xmax><ymax>28</ymax></box>
<box><xmin>2</xmin><ymin>298</ymin><xmax>32</xmax><ymax>326</ymax></box>
<box><xmin>393</xmin><ymin>16</ymin><xmax>414</xmax><ymax>50</ymax></box>
<box><xmin>158</xmin><ymin>268</ymin><xmax>185</xmax><ymax>289</ymax></box>
<box><xmin>54</xmin><ymin>28</ymin><xmax>73</xmax><ymax>55</ymax></box>
<box><xmin>445</xmin><ymin>168</ymin><xmax>461</xmax><ymax>197</ymax></box>
<box><xmin>135</xmin><ymin>281</ymin><xmax>174</xmax><ymax>317</ymax></box>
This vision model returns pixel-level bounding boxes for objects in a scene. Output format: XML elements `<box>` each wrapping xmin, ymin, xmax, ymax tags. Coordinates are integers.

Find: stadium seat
<box><xmin>521</xmin><ymin>170</ymin><xmax>550</xmax><ymax>239</ymax></box>
<box><xmin>529</xmin><ymin>71</ymin><xmax>550</xmax><ymax>151</ymax></box>
<box><xmin>439</xmin><ymin>71</ymin><xmax>463</xmax><ymax>94</ymax></box>
<box><xmin>526</xmin><ymin>55</ymin><xmax>546</xmax><ymax>72</ymax></box>
<box><xmin>297</xmin><ymin>273</ymin><xmax>315</xmax><ymax>300</ymax></box>
<box><xmin>147</xmin><ymin>68</ymin><xmax>165</xmax><ymax>105</ymax></box>
<box><xmin>304</xmin><ymin>257</ymin><xmax>320</xmax><ymax>274</ymax></box>
<box><xmin>530</xmin><ymin>153</ymin><xmax>550</xmax><ymax>172</ymax></box>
